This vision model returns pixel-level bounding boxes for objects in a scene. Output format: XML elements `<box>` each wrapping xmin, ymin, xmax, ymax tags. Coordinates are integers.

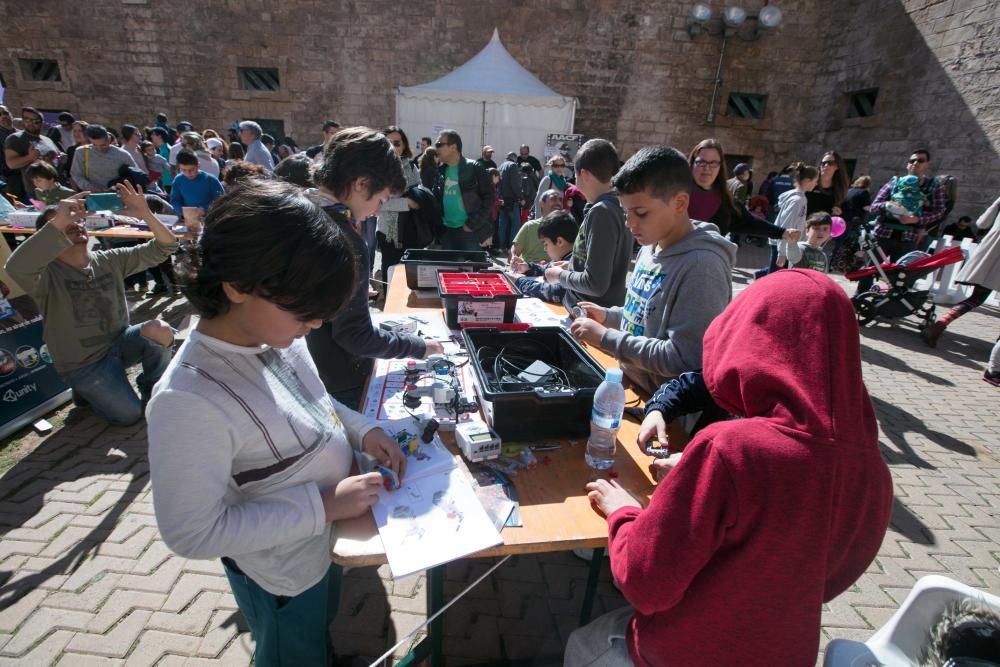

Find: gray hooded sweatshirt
<box><xmin>600</xmin><ymin>221</ymin><xmax>736</xmax><ymax>395</ymax></box>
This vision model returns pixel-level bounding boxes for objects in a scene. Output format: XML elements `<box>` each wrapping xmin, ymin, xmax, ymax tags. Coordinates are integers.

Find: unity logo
<box><xmin>3</xmin><ymin>384</ymin><xmax>37</xmax><ymax>402</ymax></box>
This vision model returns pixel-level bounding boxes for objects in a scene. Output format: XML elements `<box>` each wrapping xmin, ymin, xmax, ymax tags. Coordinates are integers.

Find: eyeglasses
<box><xmin>552</xmin><ymin>163</ymin><xmax>566</xmax><ymax>168</ymax></box>
<box><xmin>434</xmin><ymin>141</ymin><xmax>451</xmax><ymax>148</ymax></box>
<box><xmin>820</xmin><ymin>160</ymin><xmax>836</xmax><ymax>166</ymax></box>
<box><xmin>390</xmin><ymin>140</ymin><xmax>402</xmax><ymax>148</ymax></box>
<box><xmin>908</xmin><ymin>158</ymin><xmax>928</xmax><ymax>164</ymax></box>
<box><xmin>693</xmin><ymin>159</ymin><xmax>721</xmax><ymax>168</ymax></box>
<box><xmin>22</xmin><ymin>117</ymin><xmax>43</xmax><ymax>124</ymax></box>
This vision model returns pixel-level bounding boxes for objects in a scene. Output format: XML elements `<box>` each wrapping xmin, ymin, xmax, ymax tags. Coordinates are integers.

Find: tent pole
<box><xmin>481</xmin><ymin>101</ymin><xmax>486</xmax><ymax>147</ymax></box>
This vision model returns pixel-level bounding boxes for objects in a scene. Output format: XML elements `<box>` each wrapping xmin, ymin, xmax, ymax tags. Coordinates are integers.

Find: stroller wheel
<box><xmin>852</xmin><ymin>291</ymin><xmax>881</xmax><ymax>327</ymax></box>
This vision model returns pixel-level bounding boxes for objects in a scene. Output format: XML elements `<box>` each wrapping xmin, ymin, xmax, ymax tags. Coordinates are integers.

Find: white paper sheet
<box><xmin>514</xmin><ymin>297</ymin><xmax>572</xmax><ymax>329</ymax></box>
<box><xmin>372</xmin><ymin>467</ymin><xmax>502</xmax><ymax>579</ymax></box>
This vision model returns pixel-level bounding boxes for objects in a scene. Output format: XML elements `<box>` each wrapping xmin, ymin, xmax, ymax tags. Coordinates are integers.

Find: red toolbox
<box><xmin>437</xmin><ymin>272</ymin><xmax>521</xmax><ymax>329</ymax></box>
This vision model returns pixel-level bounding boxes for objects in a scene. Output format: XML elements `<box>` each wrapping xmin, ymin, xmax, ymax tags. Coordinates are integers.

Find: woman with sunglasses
<box><xmin>687</xmin><ymin>139</ymin><xmax>794</xmax><ymax>244</ymax></box>
<box><xmin>532</xmin><ymin>155</ymin><xmax>570</xmax><ymax>218</ymax></box>
<box><xmin>375</xmin><ymin>126</ymin><xmax>421</xmax><ymax>281</ymax></box>
<box><xmin>807</xmin><ymin>151</ymin><xmax>850</xmax><ymax>216</ymax></box>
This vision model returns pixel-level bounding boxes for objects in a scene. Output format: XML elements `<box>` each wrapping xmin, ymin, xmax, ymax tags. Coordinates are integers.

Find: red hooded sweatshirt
<box><xmin>606</xmin><ymin>270</ymin><xmax>893</xmax><ymax>666</ymax></box>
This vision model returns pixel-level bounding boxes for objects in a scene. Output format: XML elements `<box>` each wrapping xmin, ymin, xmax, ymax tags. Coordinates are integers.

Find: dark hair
<box><xmin>851</xmin><ymin>175</ymin><xmax>871</xmax><ymax>189</ymax></box>
<box><xmin>156</xmin><ymin>113</ymin><xmax>168</xmax><ymax>123</ymax></box>
<box><xmin>487</xmin><ymin>167</ymin><xmax>499</xmax><ymax>179</ymax></box>
<box><xmin>34</xmin><ymin>208</ymin><xmax>58</xmax><ymax>229</ymax></box>
<box><xmin>537</xmin><ymin>210</ymin><xmax>579</xmax><ymax>245</ymax></box>
<box><xmin>315</xmin><ymin>127</ymin><xmax>406</xmax><ymax>200</ymax></box>
<box><xmin>322</xmin><ymin>119</ymin><xmax>341</xmax><ymax>132</ymax></box>
<box><xmin>613</xmin><ymin>145</ymin><xmax>693</xmax><ymax>201</ymax></box>
<box><xmin>106</xmin><ymin>127</ymin><xmax>120</xmax><ymax>140</ymax></box>
<box><xmin>85</xmin><ymin>125</ymin><xmax>109</xmax><ymax>141</ymax></box>
<box><xmin>820</xmin><ymin>150</ymin><xmax>850</xmax><ymax>205</ymax></box>
<box><xmin>790</xmin><ymin>162</ymin><xmax>820</xmax><ymax>184</ymax></box>
<box><xmin>227</xmin><ymin>142</ymin><xmax>246</xmax><ymax>160</ymax></box>
<box><xmin>150</xmin><ymin>127</ymin><xmax>169</xmax><ymax>142</ymax></box>
<box><xmin>574</xmin><ymin>139</ymin><xmax>619</xmax><ymax>183</ymax></box>
<box><xmin>382</xmin><ymin>125</ymin><xmax>413</xmax><ymax>159</ymax></box>
<box><xmin>27</xmin><ymin>160</ymin><xmax>59</xmax><ymax>181</ymax></box>
<box><xmin>957</xmin><ymin>215</ymin><xmax>972</xmax><ymax>223</ymax></box>
<box><xmin>174</xmin><ymin>180</ymin><xmax>357</xmax><ymax>321</ymax></box>
<box><xmin>418</xmin><ymin>147</ymin><xmax>439</xmax><ymax>188</ymax></box>
<box><xmin>58</xmin><ymin>112</ymin><xmax>74</xmax><ymax>123</ymax></box>
<box><xmin>176</xmin><ymin>149</ymin><xmax>199</xmax><ymax>166</ymax></box>
<box><xmin>261</xmin><ymin>134</ymin><xmax>275</xmax><ymax>146</ymax></box>
<box><xmin>912</xmin><ymin>148</ymin><xmax>931</xmax><ymax>161</ymax></box>
<box><xmin>145</xmin><ymin>194</ymin><xmax>172</xmax><ymax>215</ymax></box>
<box><xmin>274</xmin><ymin>154</ymin><xmax>315</xmax><ymax>188</ymax></box>
<box><xmin>121</xmin><ymin>124</ymin><xmax>139</xmax><ymax>142</ymax></box>
<box><xmin>439</xmin><ymin>129</ymin><xmax>462</xmax><ymax>154</ymax></box>
<box><xmin>687</xmin><ymin>139</ymin><xmax>737</xmax><ymax>225</ymax></box>
<box><xmin>21</xmin><ymin>107</ymin><xmax>42</xmax><ymax>119</ymax></box>
<box><xmin>805</xmin><ymin>212</ymin><xmax>832</xmax><ymax>229</ymax></box>
<box><xmin>222</xmin><ymin>159</ymin><xmax>265</xmax><ymax>187</ymax></box>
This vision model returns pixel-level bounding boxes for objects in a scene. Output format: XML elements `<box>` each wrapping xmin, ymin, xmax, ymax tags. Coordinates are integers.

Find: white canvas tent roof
<box><xmin>396</xmin><ymin>29</ymin><xmax>576</xmax><ymax>155</ymax></box>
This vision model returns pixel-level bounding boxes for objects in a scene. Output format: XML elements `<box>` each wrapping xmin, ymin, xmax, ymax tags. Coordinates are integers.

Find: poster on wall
<box><xmin>0</xmin><ymin>234</ymin><xmax>70</xmax><ymax>439</ymax></box>
<box><xmin>544</xmin><ymin>133</ymin><xmax>584</xmax><ymax>180</ymax></box>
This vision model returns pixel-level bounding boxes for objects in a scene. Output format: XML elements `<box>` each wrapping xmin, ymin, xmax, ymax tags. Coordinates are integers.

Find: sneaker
<box><xmin>145</xmin><ymin>284</ymin><xmax>169</xmax><ymax>298</ymax></box>
<box><xmin>984</xmin><ymin>370</ymin><xmax>1000</xmax><ymax>387</ymax></box>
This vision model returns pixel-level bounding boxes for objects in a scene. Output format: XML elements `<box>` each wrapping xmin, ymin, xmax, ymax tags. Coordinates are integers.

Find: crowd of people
<box><xmin>1</xmin><ymin>101</ymin><xmax>998</xmax><ymax>666</ymax></box>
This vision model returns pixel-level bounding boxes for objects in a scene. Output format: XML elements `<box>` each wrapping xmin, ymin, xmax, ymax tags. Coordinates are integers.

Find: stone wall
<box><xmin>2</xmin><ymin>0</ymin><xmax>997</xmax><ymax>215</ymax></box>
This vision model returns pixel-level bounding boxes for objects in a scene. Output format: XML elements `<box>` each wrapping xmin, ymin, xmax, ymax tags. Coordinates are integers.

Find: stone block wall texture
<box><xmin>2</xmin><ymin>0</ymin><xmax>998</xmax><ymax>215</ymax></box>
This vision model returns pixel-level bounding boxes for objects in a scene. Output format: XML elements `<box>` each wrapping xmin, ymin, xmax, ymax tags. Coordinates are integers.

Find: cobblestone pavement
<box><xmin>0</xmin><ymin>251</ymin><xmax>997</xmax><ymax>666</ymax></box>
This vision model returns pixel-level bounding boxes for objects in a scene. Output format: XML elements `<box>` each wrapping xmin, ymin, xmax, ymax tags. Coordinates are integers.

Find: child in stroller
<box><xmin>846</xmin><ymin>225</ymin><xmax>965</xmax><ymax>329</ymax></box>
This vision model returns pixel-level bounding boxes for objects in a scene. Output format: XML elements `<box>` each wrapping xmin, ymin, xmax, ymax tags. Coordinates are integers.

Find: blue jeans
<box><xmin>59</xmin><ymin>323</ymin><xmax>172</xmax><ymax>425</ymax></box>
<box><xmin>442</xmin><ymin>226</ymin><xmax>481</xmax><ymax>251</ymax></box>
<box><xmin>497</xmin><ymin>205</ymin><xmax>521</xmax><ymax>249</ymax></box>
<box><xmin>223</xmin><ymin>558</ymin><xmax>343</xmax><ymax>667</ymax></box>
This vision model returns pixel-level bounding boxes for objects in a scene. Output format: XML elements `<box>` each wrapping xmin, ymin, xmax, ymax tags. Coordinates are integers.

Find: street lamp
<box><xmin>722</xmin><ymin>6</ymin><xmax>747</xmax><ymax>35</ymax></box>
<box><xmin>686</xmin><ymin>3</ymin><xmax>786</xmax><ymax>123</ymax></box>
<box><xmin>688</xmin><ymin>3</ymin><xmax>713</xmax><ymax>37</ymax></box>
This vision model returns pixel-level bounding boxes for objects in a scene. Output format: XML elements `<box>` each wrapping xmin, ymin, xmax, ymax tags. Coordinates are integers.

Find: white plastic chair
<box><xmin>823</xmin><ymin>575</ymin><xmax>1000</xmax><ymax>666</ymax></box>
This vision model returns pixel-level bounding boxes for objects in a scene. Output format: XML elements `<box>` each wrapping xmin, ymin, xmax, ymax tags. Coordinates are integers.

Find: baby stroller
<box><xmin>845</xmin><ymin>226</ymin><xmax>965</xmax><ymax>329</ymax></box>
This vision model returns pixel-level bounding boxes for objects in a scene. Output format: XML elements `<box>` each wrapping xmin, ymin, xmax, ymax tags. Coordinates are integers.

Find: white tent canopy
<box><xmin>396</xmin><ymin>29</ymin><xmax>576</xmax><ymax>161</ymax></box>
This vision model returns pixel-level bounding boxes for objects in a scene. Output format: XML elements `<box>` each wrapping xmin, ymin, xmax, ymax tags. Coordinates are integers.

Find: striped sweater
<box><xmin>147</xmin><ymin>331</ymin><xmax>377</xmax><ymax>596</ymax></box>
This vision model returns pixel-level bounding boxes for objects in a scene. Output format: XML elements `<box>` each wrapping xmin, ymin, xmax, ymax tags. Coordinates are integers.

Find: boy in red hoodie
<box><xmin>567</xmin><ymin>270</ymin><xmax>893</xmax><ymax>666</ymax></box>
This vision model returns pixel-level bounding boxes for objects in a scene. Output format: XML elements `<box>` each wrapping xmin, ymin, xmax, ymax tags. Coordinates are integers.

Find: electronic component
<box><xmin>379</xmin><ymin>319</ymin><xmax>418</xmax><ymax>335</ymax></box>
<box><xmin>455</xmin><ymin>421</ymin><xmax>502</xmax><ymax>462</ymax></box>
<box><xmin>357</xmin><ymin>452</ymin><xmax>400</xmax><ymax>491</ymax></box>
<box><xmin>570</xmin><ymin>305</ymin><xmax>587</xmax><ymax>320</ymax></box>
<box><xmin>516</xmin><ymin>360</ymin><xmax>559</xmax><ymax>386</ymax></box>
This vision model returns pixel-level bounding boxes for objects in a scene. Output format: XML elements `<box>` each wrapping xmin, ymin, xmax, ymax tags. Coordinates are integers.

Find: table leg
<box><xmin>578</xmin><ymin>547</ymin><xmax>604</xmax><ymax>626</ymax></box>
<box><xmin>428</xmin><ymin>563</ymin><xmax>445</xmax><ymax>667</ymax></box>
<box><xmin>393</xmin><ymin>564</ymin><xmax>445</xmax><ymax>667</ymax></box>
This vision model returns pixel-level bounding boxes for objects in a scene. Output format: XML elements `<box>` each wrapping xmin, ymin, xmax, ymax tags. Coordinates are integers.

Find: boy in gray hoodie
<box><xmin>570</xmin><ymin>146</ymin><xmax>736</xmax><ymax>395</ymax></box>
<box><xmin>543</xmin><ymin>139</ymin><xmax>633</xmax><ymax>309</ymax></box>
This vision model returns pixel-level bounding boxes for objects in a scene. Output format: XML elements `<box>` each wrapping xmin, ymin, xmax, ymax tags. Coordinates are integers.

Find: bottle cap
<box><xmin>605</xmin><ymin>368</ymin><xmax>623</xmax><ymax>383</ymax></box>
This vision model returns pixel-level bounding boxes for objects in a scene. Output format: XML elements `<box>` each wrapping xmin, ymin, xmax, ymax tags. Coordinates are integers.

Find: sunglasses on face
<box><xmin>435</xmin><ymin>141</ymin><xmax>451</xmax><ymax>148</ymax></box>
<box><xmin>908</xmin><ymin>158</ymin><xmax>928</xmax><ymax>164</ymax></box>
<box><xmin>552</xmin><ymin>163</ymin><xmax>566</xmax><ymax>168</ymax></box>
<box><xmin>821</xmin><ymin>160</ymin><xmax>836</xmax><ymax>166</ymax></box>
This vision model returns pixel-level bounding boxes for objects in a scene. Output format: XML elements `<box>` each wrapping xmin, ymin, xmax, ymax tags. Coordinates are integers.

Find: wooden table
<box><xmin>1</xmin><ymin>225</ymin><xmax>159</xmax><ymax>240</ymax></box>
<box><xmin>331</xmin><ymin>268</ymin><xmax>685</xmax><ymax>665</ymax></box>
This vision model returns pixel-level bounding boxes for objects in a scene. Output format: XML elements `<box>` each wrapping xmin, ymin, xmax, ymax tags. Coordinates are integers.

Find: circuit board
<box><xmin>363</xmin><ymin>355</ymin><xmax>477</xmax><ymax>428</ymax></box>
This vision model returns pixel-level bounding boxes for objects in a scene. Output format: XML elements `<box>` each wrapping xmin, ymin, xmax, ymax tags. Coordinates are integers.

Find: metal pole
<box><xmin>481</xmin><ymin>101</ymin><xmax>487</xmax><ymax>147</ymax></box>
<box><xmin>706</xmin><ymin>34</ymin><xmax>728</xmax><ymax>124</ymax></box>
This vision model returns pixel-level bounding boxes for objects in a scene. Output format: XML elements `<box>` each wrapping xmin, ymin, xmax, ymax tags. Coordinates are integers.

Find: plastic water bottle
<box><xmin>586</xmin><ymin>368</ymin><xmax>625</xmax><ymax>470</ymax></box>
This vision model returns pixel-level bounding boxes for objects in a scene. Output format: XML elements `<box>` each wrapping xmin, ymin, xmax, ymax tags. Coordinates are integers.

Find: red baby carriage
<box><xmin>846</xmin><ymin>227</ymin><xmax>966</xmax><ymax>329</ymax></box>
